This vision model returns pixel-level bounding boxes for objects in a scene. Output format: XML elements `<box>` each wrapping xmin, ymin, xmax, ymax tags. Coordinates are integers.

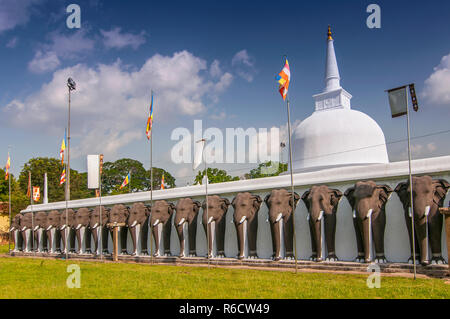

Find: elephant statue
<box><xmin>128</xmin><ymin>202</ymin><xmax>150</xmax><ymax>256</ymax></box>
<box><xmin>150</xmin><ymin>200</ymin><xmax>175</xmax><ymax>257</ymax></box>
<box><xmin>345</xmin><ymin>181</ymin><xmax>392</xmax><ymax>263</ymax></box>
<box><xmin>301</xmin><ymin>186</ymin><xmax>342</xmax><ymax>262</ymax></box>
<box><xmin>231</xmin><ymin>192</ymin><xmax>262</xmax><ymax>260</ymax></box>
<box><xmin>59</xmin><ymin>209</ymin><xmax>76</xmax><ymax>254</ymax></box>
<box><xmin>33</xmin><ymin>211</ymin><xmax>48</xmax><ymax>252</ymax></box>
<box><xmin>89</xmin><ymin>206</ymin><xmax>110</xmax><ymax>255</ymax></box>
<box><xmin>395</xmin><ymin>176</ymin><xmax>449</xmax><ymax>265</ymax></box>
<box><xmin>20</xmin><ymin>212</ymin><xmax>33</xmax><ymax>252</ymax></box>
<box><xmin>9</xmin><ymin>214</ymin><xmax>23</xmax><ymax>252</ymax></box>
<box><xmin>74</xmin><ymin>208</ymin><xmax>92</xmax><ymax>254</ymax></box>
<box><xmin>264</xmin><ymin>189</ymin><xmax>300</xmax><ymax>261</ymax></box>
<box><xmin>202</xmin><ymin>195</ymin><xmax>230</xmax><ymax>258</ymax></box>
<box><xmin>174</xmin><ymin>198</ymin><xmax>201</xmax><ymax>258</ymax></box>
<box><xmin>108</xmin><ymin>204</ymin><xmax>129</xmax><ymax>255</ymax></box>
<box><xmin>44</xmin><ymin>210</ymin><xmax>62</xmax><ymax>253</ymax></box>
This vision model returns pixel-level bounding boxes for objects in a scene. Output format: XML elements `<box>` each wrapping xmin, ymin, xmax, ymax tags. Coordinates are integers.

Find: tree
<box><xmin>245</xmin><ymin>161</ymin><xmax>288</xmax><ymax>179</ymax></box>
<box><xmin>0</xmin><ymin>169</ymin><xmax>29</xmax><ymax>218</ymax></box>
<box><xmin>194</xmin><ymin>168</ymin><xmax>239</xmax><ymax>185</ymax></box>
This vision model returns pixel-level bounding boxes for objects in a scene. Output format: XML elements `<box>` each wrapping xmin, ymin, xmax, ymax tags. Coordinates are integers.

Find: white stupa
<box><xmin>291</xmin><ymin>26</ymin><xmax>389</xmax><ymax>171</ymax></box>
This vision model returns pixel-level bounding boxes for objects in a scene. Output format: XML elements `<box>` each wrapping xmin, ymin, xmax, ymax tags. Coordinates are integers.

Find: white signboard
<box><xmin>87</xmin><ymin>155</ymin><xmax>100</xmax><ymax>189</ymax></box>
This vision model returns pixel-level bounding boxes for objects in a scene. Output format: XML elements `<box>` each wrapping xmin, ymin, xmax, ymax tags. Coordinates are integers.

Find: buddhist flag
<box><xmin>387</xmin><ymin>84</ymin><xmax>419</xmax><ymax>118</ymax></box>
<box><xmin>146</xmin><ymin>92</ymin><xmax>154</xmax><ymax>140</ymax></box>
<box><xmin>26</xmin><ymin>172</ymin><xmax>31</xmax><ymax>198</ymax></box>
<box><xmin>60</xmin><ymin>168</ymin><xmax>66</xmax><ymax>185</ymax></box>
<box><xmin>161</xmin><ymin>174</ymin><xmax>165</xmax><ymax>190</ymax></box>
<box><xmin>120</xmin><ymin>172</ymin><xmax>130</xmax><ymax>189</ymax></box>
<box><xmin>5</xmin><ymin>153</ymin><xmax>10</xmax><ymax>181</ymax></box>
<box><xmin>60</xmin><ymin>132</ymin><xmax>66</xmax><ymax>165</ymax></box>
<box><xmin>276</xmin><ymin>58</ymin><xmax>290</xmax><ymax>101</ymax></box>
<box><xmin>32</xmin><ymin>187</ymin><xmax>40</xmax><ymax>202</ymax></box>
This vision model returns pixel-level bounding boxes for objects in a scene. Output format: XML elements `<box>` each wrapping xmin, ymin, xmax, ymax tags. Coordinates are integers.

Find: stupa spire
<box><xmin>324</xmin><ymin>25</ymin><xmax>340</xmax><ymax>92</ymax></box>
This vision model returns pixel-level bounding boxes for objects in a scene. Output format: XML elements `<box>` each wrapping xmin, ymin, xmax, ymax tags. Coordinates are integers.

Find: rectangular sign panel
<box><xmin>87</xmin><ymin>154</ymin><xmax>100</xmax><ymax>189</ymax></box>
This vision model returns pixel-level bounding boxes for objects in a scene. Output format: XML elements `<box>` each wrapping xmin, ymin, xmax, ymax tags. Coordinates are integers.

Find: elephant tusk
<box><xmin>153</xmin><ymin>219</ymin><xmax>160</xmax><ymax>227</ymax></box>
<box><xmin>306</xmin><ymin>213</ymin><xmax>310</xmax><ymax>221</ymax></box>
<box><xmin>178</xmin><ymin>218</ymin><xmax>185</xmax><ymax>226</ymax></box>
<box><xmin>9</xmin><ymin>227</ymin><xmax>15</xmax><ymax>232</ymax></box>
<box><xmin>352</xmin><ymin>210</ymin><xmax>356</xmax><ymax>219</ymax></box>
<box><xmin>21</xmin><ymin>226</ymin><xmax>27</xmax><ymax>231</ymax></box>
<box><xmin>130</xmin><ymin>220</ymin><xmax>137</xmax><ymax>228</ymax></box>
<box><xmin>60</xmin><ymin>225</ymin><xmax>66</xmax><ymax>230</ymax></box>
<box><xmin>33</xmin><ymin>226</ymin><xmax>39</xmax><ymax>231</ymax></box>
<box><xmin>275</xmin><ymin>213</ymin><xmax>283</xmax><ymax>223</ymax></box>
<box><xmin>408</xmin><ymin>207</ymin><xmax>412</xmax><ymax>218</ymax></box>
<box><xmin>366</xmin><ymin>209</ymin><xmax>373</xmax><ymax>219</ymax></box>
<box><xmin>317</xmin><ymin>211</ymin><xmax>324</xmax><ymax>221</ymax></box>
<box><xmin>239</xmin><ymin>216</ymin><xmax>246</xmax><ymax>224</ymax></box>
<box><xmin>46</xmin><ymin>225</ymin><xmax>53</xmax><ymax>231</ymax></box>
<box><xmin>92</xmin><ymin>223</ymin><xmax>99</xmax><ymax>229</ymax></box>
<box><xmin>424</xmin><ymin>206</ymin><xmax>430</xmax><ymax>217</ymax></box>
<box><xmin>208</xmin><ymin>216</ymin><xmax>214</xmax><ymax>224</ymax></box>
<box><xmin>76</xmin><ymin>224</ymin><xmax>82</xmax><ymax>230</ymax></box>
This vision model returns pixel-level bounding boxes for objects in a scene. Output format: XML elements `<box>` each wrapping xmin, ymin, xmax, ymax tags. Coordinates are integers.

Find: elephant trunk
<box><xmin>76</xmin><ymin>228</ymin><xmax>82</xmax><ymax>253</ymax></box>
<box><xmin>176</xmin><ymin>219</ymin><xmax>186</xmax><ymax>257</ymax></box>
<box><xmin>129</xmin><ymin>224</ymin><xmax>137</xmax><ymax>255</ymax></box>
<box><xmin>46</xmin><ymin>229</ymin><xmax>53</xmax><ymax>253</ymax></box>
<box><xmin>92</xmin><ymin>227</ymin><xmax>99</xmax><ymax>253</ymax></box>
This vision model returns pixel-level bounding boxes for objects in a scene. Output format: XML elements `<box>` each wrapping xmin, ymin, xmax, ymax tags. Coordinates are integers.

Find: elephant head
<box><xmin>150</xmin><ymin>200</ymin><xmax>175</xmax><ymax>257</ymax></box>
<box><xmin>74</xmin><ymin>208</ymin><xmax>91</xmax><ymax>254</ymax></box>
<box><xmin>231</xmin><ymin>192</ymin><xmax>262</xmax><ymax>259</ymax></box>
<box><xmin>345</xmin><ymin>181</ymin><xmax>392</xmax><ymax>263</ymax></box>
<box><xmin>395</xmin><ymin>176</ymin><xmax>449</xmax><ymax>265</ymax></box>
<box><xmin>59</xmin><ymin>209</ymin><xmax>76</xmax><ymax>253</ymax></box>
<box><xmin>108</xmin><ymin>204</ymin><xmax>130</xmax><ymax>254</ymax></box>
<box><xmin>128</xmin><ymin>202</ymin><xmax>151</xmax><ymax>256</ymax></box>
<box><xmin>302</xmin><ymin>185</ymin><xmax>342</xmax><ymax>262</ymax></box>
<box><xmin>202</xmin><ymin>195</ymin><xmax>230</xmax><ymax>258</ymax></box>
<box><xmin>44</xmin><ymin>210</ymin><xmax>62</xmax><ymax>253</ymax></box>
<box><xmin>10</xmin><ymin>214</ymin><xmax>22</xmax><ymax>232</ymax></box>
<box><xmin>174</xmin><ymin>198</ymin><xmax>201</xmax><ymax>257</ymax></box>
<box><xmin>33</xmin><ymin>211</ymin><xmax>48</xmax><ymax>252</ymax></box>
<box><xmin>89</xmin><ymin>206</ymin><xmax>110</xmax><ymax>254</ymax></box>
<box><xmin>264</xmin><ymin>189</ymin><xmax>300</xmax><ymax>261</ymax></box>
<box><xmin>20</xmin><ymin>212</ymin><xmax>33</xmax><ymax>252</ymax></box>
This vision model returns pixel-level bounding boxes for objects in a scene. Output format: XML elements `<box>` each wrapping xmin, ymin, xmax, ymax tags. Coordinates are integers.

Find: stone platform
<box><xmin>9</xmin><ymin>251</ymin><xmax>449</xmax><ymax>278</ymax></box>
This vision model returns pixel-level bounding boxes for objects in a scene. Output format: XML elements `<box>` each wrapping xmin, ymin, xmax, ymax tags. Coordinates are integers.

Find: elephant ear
<box><xmin>264</xmin><ymin>193</ymin><xmax>271</xmax><ymax>208</ymax></box>
<box><xmin>330</xmin><ymin>189</ymin><xmax>343</xmax><ymax>208</ymax></box>
<box><xmin>433</xmin><ymin>179</ymin><xmax>450</xmax><ymax>206</ymax></box>
<box><xmin>221</xmin><ymin>198</ymin><xmax>230</xmax><ymax>212</ymax></box>
<box><xmin>288</xmin><ymin>192</ymin><xmax>300</xmax><ymax>208</ymax></box>
<box><xmin>168</xmin><ymin>203</ymin><xmax>176</xmax><ymax>215</ymax></box>
<box><xmin>301</xmin><ymin>190</ymin><xmax>311</xmax><ymax>210</ymax></box>
<box><xmin>231</xmin><ymin>195</ymin><xmax>238</xmax><ymax>208</ymax></box>
<box><xmin>193</xmin><ymin>200</ymin><xmax>201</xmax><ymax>213</ymax></box>
<box><xmin>394</xmin><ymin>182</ymin><xmax>409</xmax><ymax>209</ymax></box>
<box><xmin>344</xmin><ymin>187</ymin><xmax>356</xmax><ymax>210</ymax></box>
<box><xmin>124</xmin><ymin>206</ymin><xmax>130</xmax><ymax>218</ymax></box>
<box><xmin>201</xmin><ymin>200</ymin><xmax>207</xmax><ymax>210</ymax></box>
<box><xmin>377</xmin><ymin>184</ymin><xmax>393</xmax><ymax>208</ymax></box>
<box><xmin>252</xmin><ymin>195</ymin><xmax>262</xmax><ymax>211</ymax></box>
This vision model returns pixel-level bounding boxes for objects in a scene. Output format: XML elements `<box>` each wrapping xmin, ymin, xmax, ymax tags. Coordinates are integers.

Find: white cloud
<box><xmin>231</xmin><ymin>49</ymin><xmax>256</xmax><ymax>82</ymax></box>
<box><xmin>28</xmin><ymin>29</ymin><xmax>95</xmax><ymax>73</ymax></box>
<box><xmin>100</xmin><ymin>27</ymin><xmax>146</xmax><ymax>50</ymax></box>
<box><xmin>4</xmin><ymin>51</ymin><xmax>232</xmax><ymax>157</ymax></box>
<box><xmin>422</xmin><ymin>53</ymin><xmax>450</xmax><ymax>106</ymax></box>
<box><xmin>6</xmin><ymin>36</ymin><xmax>18</xmax><ymax>48</ymax></box>
<box><xmin>209</xmin><ymin>60</ymin><xmax>222</xmax><ymax>78</ymax></box>
<box><xmin>0</xmin><ymin>0</ymin><xmax>39</xmax><ymax>33</ymax></box>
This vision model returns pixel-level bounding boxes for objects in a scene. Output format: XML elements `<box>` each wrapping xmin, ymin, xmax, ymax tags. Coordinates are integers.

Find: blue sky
<box><xmin>1</xmin><ymin>0</ymin><xmax>450</xmax><ymax>186</ymax></box>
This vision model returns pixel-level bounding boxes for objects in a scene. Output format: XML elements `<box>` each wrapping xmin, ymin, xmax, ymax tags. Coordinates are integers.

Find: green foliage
<box><xmin>0</xmin><ymin>173</ymin><xmax>29</xmax><ymax>217</ymax></box>
<box><xmin>0</xmin><ymin>169</ymin><xmax>7</xmax><ymax>196</ymax></box>
<box><xmin>194</xmin><ymin>168</ymin><xmax>239</xmax><ymax>185</ymax></box>
<box><xmin>245</xmin><ymin>161</ymin><xmax>287</xmax><ymax>179</ymax></box>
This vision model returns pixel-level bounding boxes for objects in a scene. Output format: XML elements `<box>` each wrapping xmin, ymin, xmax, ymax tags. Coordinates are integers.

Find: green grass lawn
<box><xmin>0</xmin><ymin>253</ymin><xmax>448</xmax><ymax>299</ymax></box>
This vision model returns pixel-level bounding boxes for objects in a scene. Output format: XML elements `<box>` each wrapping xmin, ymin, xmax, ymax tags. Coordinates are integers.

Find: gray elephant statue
<box><xmin>150</xmin><ymin>200</ymin><xmax>175</xmax><ymax>257</ymax></box>
<box><xmin>174</xmin><ymin>198</ymin><xmax>201</xmax><ymax>258</ymax></box>
<box><xmin>345</xmin><ymin>181</ymin><xmax>392</xmax><ymax>263</ymax></box>
<box><xmin>45</xmin><ymin>210</ymin><xmax>62</xmax><ymax>253</ymax></box>
<box><xmin>108</xmin><ymin>204</ymin><xmax>130</xmax><ymax>255</ymax></box>
<box><xmin>202</xmin><ymin>195</ymin><xmax>230</xmax><ymax>258</ymax></box>
<box><xmin>128</xmin><ymin>202</ymin><xmax>150</xmax><ymax>256</ymax></box>
<box><xmin>232</xmin><ymin>192</ymin><xmax>262</xmax><ymax>260</ymax></box>
<box><xmin>302</xmin><ymin>186</ymin><xmax>342</xmax><ymax>262</ymax></box>
<box><xmin>395</xmin><ymin>176</ymin><xmax>449</xmax><ymax>265</ymax></box>
<box><xmin>10</xmin><ymin>214</ymin><xmax>23</xmax><ymax>252</ymax></box>
<box><xmin>59</xmin><ymin>209</ymin><xmax>76</xmax><ymax>254</ymax></box>
<box><xmin>264</xmin><ymin>189</ymin><xmax>300</xmax><ymax>261</ymax></box>
<box><xmin>20</xmin><ymin>212</ymin><xmax>33</xmax><ymax>252</ymax></box>
<box><xmin>33</xmin><ymin>211</ymin><xmax>48</xmax><ymax>252</ymax></box>
<box><xmin>90</xmin><ymin>206</ymin><xmax>110</xmax><ymax>255</ymax></box>
<box><xmin>74</xmin><ymin>208</ymin><xmax>92</xmax><ymax>254</ymax></box>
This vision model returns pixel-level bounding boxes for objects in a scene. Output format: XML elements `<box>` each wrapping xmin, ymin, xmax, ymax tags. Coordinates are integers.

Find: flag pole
<box><xmin>405</xmin><ymin>86</ymin><xmax>417</xmax><ymax>280</ymax></box>
<box><xmin>149</xmin><ymin>91</ymin><xmax>154</xmax><ymax>264</ymax></box>
<box><xmin>7</xmin><ymin>147</ymin><xmax>11</xmax><ymax>255</ymax></box>
<box><xmin>29</xmin><ymin>171</ymin><xmax>35</xmax><ymax>255</ymax></box>
<box><xmin>204</xmin><ymin>145</ymin><xmax>210</xmax><ymax>267</ymax></box>
<box><xmin>286</xmin><ymin>95</ymin><xmax>298</xmax><ymax>273</ymax></box>
<box><xmin>129</xmin><ymin>171</ymin><xmax>132</xmax><ymax>194</ymax></box>
<box><xmin>99</xmin><ymin>154</ymin><xmax>103</xmax><ymax>261</ymax></box>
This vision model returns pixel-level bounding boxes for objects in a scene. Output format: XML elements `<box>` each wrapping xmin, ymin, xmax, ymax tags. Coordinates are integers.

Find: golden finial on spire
<box><xmin>327</xmin><ymin>25</ymin><xmax>333</xmax><ymax>40</ymax></box>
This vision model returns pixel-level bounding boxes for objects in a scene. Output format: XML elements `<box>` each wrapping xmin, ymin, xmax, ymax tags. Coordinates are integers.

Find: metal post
<box><xmin>286</xmin><ymin>97</ymin><xmax>298</xmax><ymax>273</ymax></box>
<box><xmin>150</xmin><ymin>121</ymin><xmax>154</xmax><ymax>264</ymax></box>
<box><xmin>8</xmin><ymin>147</ymin><xmax>11</xmax><ymax>254</ymax></box>
<box><xmin>65</xmin><ymin>86</ymin><xmax>72</xmax><ymax>260</ymax></box>
<box><xmin>99</xmin><ymin>157</ymin><xmax>103</xmax><ymax>261</ymax></box>
<box><xmin>129</xmin><ymin>171</ymin><xmax>132</xmax><ymax>193</ymax></box>
<box><xmin>29</xmin><ymin>171</ymin><xmax>34</xmax><ymax>255</ymax></box>
<box><xmin>405</xmin><ymin>87</ymin><xmax>417</xmax><ymax>279</ymax></box>
<box><xmin>204</xmin><ymin>155</ymin><xmax>209</xmax><ymax>266</ymax></box>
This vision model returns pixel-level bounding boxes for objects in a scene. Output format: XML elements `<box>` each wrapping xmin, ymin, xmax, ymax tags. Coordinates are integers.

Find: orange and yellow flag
<box><xmin>4</xmin><ymin>154</ymin><xmax>10</xmax><ymax>180</ymax></box>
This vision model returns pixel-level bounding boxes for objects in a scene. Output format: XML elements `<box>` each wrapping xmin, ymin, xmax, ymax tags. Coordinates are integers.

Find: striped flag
<box><xmin>60</xmin><ymin>132</ymin><xmax>66</xmax><ymax>165</ymax></box>
<box><xmin>276</xmin><ymin>58</ymin><xmax>290</xmax><ymax>101</ymax></box>
<box><xmin>160</xmin><ymin>174</ymin><xmax>165</xmax><ymax>190</ymax></box>
<box><xmin>120</xmin><ymin>172</ymin><xmax>130</xmax><ymax>189</ymax></box>
<box><xmin>5</xmin><ymin>153</ymin><xmax>10</xmax><ymax>181</ymax></box>
<box><xmin>60</xmin><ymin>168</ymin><xmax>66</xmax><ymax>185</ymax></box>
<box><xmin>32</xmin><ymin>187</ymin><xmax>40</xmax><ymax>202</ymax></box>
<box><xmin>146</xmin><ymin>92</ymin><xmax>154</xmax><ymax>140</ymax></box>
